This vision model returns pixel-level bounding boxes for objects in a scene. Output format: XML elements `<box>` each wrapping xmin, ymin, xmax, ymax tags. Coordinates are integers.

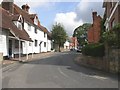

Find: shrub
<box><xmin>82</xmin><ymin>43</ymin><xmax>105</xmax><ymax>57</ymax></box>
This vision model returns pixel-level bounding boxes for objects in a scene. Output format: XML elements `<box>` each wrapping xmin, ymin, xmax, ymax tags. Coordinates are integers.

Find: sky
<box><xmin>0</xmin><ymin>0</ymin><xmax>105</xmax><ymax>36</ymax></box>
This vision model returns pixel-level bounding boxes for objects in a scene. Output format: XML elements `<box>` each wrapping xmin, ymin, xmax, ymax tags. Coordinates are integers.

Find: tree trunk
<box><xmin>59</xmin><ymin>44</ymin><xmax>61</xmax><ymax>52</ymax></box>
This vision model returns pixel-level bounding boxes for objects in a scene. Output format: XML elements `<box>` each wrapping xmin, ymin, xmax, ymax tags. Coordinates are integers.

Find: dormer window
<box><xmin>34</xmin><ymin>16</ymin><xmax>38</xmax><ymax>25</ymax></box>
<box><xmin>13</xmin><ymin>15</ymin><xmax>23</xmax><ymax>30</ymax></box>
<box><xmin>17</xmin><ymin>22</ymin><xmax>22</xmax><ymax>30</ymax></box>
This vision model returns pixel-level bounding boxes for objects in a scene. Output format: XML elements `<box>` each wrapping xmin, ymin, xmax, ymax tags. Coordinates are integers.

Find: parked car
<box><xmin>70</xmin><ymin>48</ymin><xmax>74</xmax><ymax>51</ymax></box>
<box><xmin>76</xmin><ymin>48</ymin><xmax>81</xmax><ymax>52</ymax></box>
<box><xmin>76</xmin><ymin>46</ymin><xmax>82</xmax><ymax>53</ymax></box>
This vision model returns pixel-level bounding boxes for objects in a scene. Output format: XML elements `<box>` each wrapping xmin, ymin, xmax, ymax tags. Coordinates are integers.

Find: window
<box><xmin>29</xmin><ymin>42</ymin><xmax>31</xmax><ymax>46</ymax></box>
<box><xmin>111</xmin><ymin>2</ymin><xmax>113</xmax><ymax>7</ymax></box>
<box><xmin>34</xmin><ymin>18</ymin><xmax>38</xmax><ymax>25</ymax></box>
<box><xmin>111</xmin><ymin>18</ymin><xmax>115</xmax><ymax>28</ymax></box>
<box><xmin>35</xmin><ymin>40</ymin><xmax>37</xmax><ymax>47</ymax></box>
<box><xmin>44</xmin><ymin>32</ymin><xmax>46</xmax><ymax>38</ymax></box>
<box><xmin>28</xmin><ymin>24</ymin><xmax>31</xmax><ymax>31</ymax></box>
<box><xmin>110</xmin><ymin>1</ymin><xmax>114</xmax><ymax>12</ymax></box>
<box><xmin>15</xmin><ymin>40</ymin><xmax>19</xmax><ymax>48</ymax></box>
<box><xmin>15</xmin><ymin>40</ymin><xmax>22</xmax><ymax>48</ymax></box>
<box><xmin>44</xmin><ymin>42</ymin><xmax>46</xmax><ymax>47</ymax></box>
<box><xmin>35</xmin><ymin>28</ymin><xmax>37</xmax><ymax>34</ymax></box>
<box><xmin>18</xmin><ymin>23</ymin><xmax>22</xmax><ymax>30</ymax></box>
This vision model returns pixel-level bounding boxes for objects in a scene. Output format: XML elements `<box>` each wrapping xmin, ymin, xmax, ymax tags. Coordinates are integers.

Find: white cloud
<box><xmin>77</xmin><ymin>0</ymin><xmax>90</xmax><ymax>12</ymax></box>
<box><xmin>54</xmin><ymin>12</ymin><xmax>83</xmax><ymax>36</ymax></box>
<box><xmin>75</xmin><ymin>1</ymin><xmax>104</xmax><ymax>23</ymax></box>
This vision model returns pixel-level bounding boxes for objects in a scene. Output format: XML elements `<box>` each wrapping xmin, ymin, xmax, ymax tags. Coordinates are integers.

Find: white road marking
<box><xmin>58</xmin><ymin>67</ymin><xmax>69</xmax><ymax>78</ymax></box>
<box><xmin>89</xmin><ymin>75</ymin><xmax>107</xmax><ymax>80</ymax></box>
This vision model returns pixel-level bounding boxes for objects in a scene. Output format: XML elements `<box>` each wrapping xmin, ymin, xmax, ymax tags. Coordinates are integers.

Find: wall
<box><xmin>0</xmin><ymin>30</ymin><xmax>9</xmax><ymax>56</ymax></box>
<box><xmin>107</xmin><ymin>49</ymin><xmax>120</xmax><ymax>73</ymax></box>
<box><xmin>64</xmin><ymin>41</ymin><xmax>70</xmax><ymax>49</ymax></box>
<box><xmin>24</xmin><ymin>22</ymin><xmax>48</xmax><ymax>53</ymax></box>
<box><xmin>47</xmin><ymin>39</ymin><xmax>52</xmax><ymax>52</ymax></box>
<box><xmin>87</xmin><ymin>12</ymin><xmax>101</xmax><ymax>43</ymax></box>
<box><xmin>76</xmin><ymin>55</ymin><xmax>109</xmax><ymax>71</ymax></box>
<box><xmin>76</xmin><ymin>49</ymin><xmax>120</xmax><ymax>73</ymax></box>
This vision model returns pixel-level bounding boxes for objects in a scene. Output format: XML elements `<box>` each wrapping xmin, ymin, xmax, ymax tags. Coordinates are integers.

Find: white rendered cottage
<box><xmin>0</xmin><ymin>1</ymin><xmax>52</xmax><ymax>60</ymax></box>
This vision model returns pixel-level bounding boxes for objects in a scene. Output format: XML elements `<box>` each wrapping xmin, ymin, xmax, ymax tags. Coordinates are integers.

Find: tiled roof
<box><xmin>29</xmin><ymin>14</ymin><xmax>37</xmax><ymax>19</ymax></box>
<box><xmin>12</xmin><ymin>14</ymin><xmax>20</xmax><ymax>21</ymax></box>
<box><xmin>0</xmin><ymin>7</ymin><xmax>32</xmax><ymax>41</ymax></box>
<box><xmin>13</xmin><ymin>4</ymin><xmax>34</xmax><ymax>24</ymax></box>
<box><xmin>13</xmin><ymin>4</ymin><xmax>51</xmax><ymax>38</ymax></box>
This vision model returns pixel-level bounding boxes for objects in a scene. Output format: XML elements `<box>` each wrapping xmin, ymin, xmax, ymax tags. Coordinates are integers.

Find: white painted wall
<box><xmin>24</xmin><ymin>21</ymin><xmax>49</xmax><ymax>54</ymax></box>
<box><xmin>64</xmin><ymin>41</ymin><xmax>70</xmax><ymax>49</ymax></box>
<box><xmin>0</xmin><ymin>30</ymin><xmax>9</xmax><ymax>56</ymax></box>
<box><xmin>47</xmin><ymin>39</ymin><xmax>52</xmax><ymax>52</ymax></box>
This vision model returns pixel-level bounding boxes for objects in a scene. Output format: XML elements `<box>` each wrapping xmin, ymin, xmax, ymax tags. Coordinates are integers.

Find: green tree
<box><xmin>51</xmin><ymin>23</ymin><xmax>67</xmax><ymax>52</ymax></box>
<box><xmin>73</xmin><ymin>23</ymin><xmax>91</xmax><ymax>46</ymax></box>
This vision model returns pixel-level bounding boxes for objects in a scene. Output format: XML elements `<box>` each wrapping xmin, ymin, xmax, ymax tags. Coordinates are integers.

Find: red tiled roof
<box><xmin>29</xmin><ymin>14</ymin><xmax>37</xmax><ymax>19</ymax></box>
<box><xmin>13</xmin><ymin>4</ymin><xmax>51</xmax><ymax>38</ymax></box>
<box><xmin>0</xmin><ymin>7</ymin><xmax>32</xmax><ymax>41</ymax></box>
<box><xmin>13</xmin><ymin>4</ymin><xmax>34</xmax><ymax>24</ymax></box>
<box><xmin>12</xmin><ymin>14</ymin><xmax>20</xmax><ymax>21</ymax></box>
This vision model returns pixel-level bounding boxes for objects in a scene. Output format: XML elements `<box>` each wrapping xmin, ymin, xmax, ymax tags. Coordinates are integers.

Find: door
<box><xmin>9</xmin><ymin>40</ymin><xmax>12</xmax><ymax>58</ymax></box>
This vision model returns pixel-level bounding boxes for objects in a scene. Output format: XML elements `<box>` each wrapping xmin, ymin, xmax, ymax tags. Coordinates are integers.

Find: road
<box><xmin>2</xmin><ymin>51</ymin><xmax>118</xmax><ymax>88</ymax></box>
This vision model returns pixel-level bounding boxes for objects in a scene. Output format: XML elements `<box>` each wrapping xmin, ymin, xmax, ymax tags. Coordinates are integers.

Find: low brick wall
<box><xmin>76</xmin><ymin>55</ymin><xmax>109</xmax><ymax>72</ymax></box>
<box><xmin>108</xmin><ymin>49</ymin><xmax>120</xmax><ymax>73</ymax></box>
<box><xmin>76</xmin><ymin>49</ymin><xmax>120</xmax><ymax>73</ymax></box>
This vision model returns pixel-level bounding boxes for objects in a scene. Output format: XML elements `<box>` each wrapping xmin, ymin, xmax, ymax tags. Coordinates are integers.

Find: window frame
<box><xmin>35</xmin><ymin>40</ymin><xmax>38</xmax><ymax>47</ymax></box>
<box><xmin>35</xmin><ymin>27</ymin><xmax>37</xmax><ymax>34</ymax></box>
<box><xmin>44</xmin><ymin>42</ymin><xmax>46</xmax><ymax>47</ymax></box>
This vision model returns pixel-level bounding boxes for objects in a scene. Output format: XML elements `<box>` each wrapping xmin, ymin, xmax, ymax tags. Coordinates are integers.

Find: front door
<box><xmin>9</xmin><ymin>40</ymin><xmax>12</xmax><ymax>58</ymax></box>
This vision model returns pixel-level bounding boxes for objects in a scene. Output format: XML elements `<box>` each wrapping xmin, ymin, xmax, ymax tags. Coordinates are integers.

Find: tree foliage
<box><xmin>101</xmin><ymin>23</ymin><xmax>120</xmax><ymax>48</ymax></box>
<box><xmin>51</xmin><ymin>23</ymin><xmax>67</xmax><ymax>51</ymax></box>
<box><xmin>73</xmin><ymin>23</ymin><xmax>91</xmax><ymax>46</ymax></box>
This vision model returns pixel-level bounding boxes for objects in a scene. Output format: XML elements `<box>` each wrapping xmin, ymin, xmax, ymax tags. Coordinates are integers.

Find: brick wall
<box><xmin>76</xmin><ymin>48</ymin><xmax>120</xmax><ymax>73</ymax></box>
<box><xmin>76</xmin><ymin>55</ymin><xmax>109</xmax><ymax>72</ymax></box>
<box><xmin>87</xmin><ymin>12</ymin><xmax>102</xmax><ymax>43</ymax></box>
<box><xmin>108</xmin><ymin>49</ymin><xmax>120</xmax><ymax>73</ymax></box>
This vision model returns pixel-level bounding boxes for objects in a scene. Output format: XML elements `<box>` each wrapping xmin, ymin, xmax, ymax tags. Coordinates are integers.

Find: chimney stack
<box><xmin>21</xmin><ymin>4</ymin><xmax>30</xmax><ymax>13</ymax></box>
<box><xmin>2</xmin><ymin>0</ymin><xmax>14</xmax><ymax>14</ymax></box>
<box><xmin>92</xmin><ymin>12</ymin><xmax>97</xmax><ymax>21</ymax></box>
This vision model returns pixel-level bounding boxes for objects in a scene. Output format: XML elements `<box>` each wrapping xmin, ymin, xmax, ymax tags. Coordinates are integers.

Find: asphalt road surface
<box><xmin>2</xmin><ymin>51</ymin><xmax>118</xmax><ymax>88</ymax></box>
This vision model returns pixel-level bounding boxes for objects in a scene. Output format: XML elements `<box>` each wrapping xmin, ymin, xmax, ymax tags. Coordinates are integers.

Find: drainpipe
<box><xmin>26</xmin><ymin>42</ymin><xmax>28</xmax><ymax>60</ymax></box>
<box><xmin>32</xmin><ymin>42</ymin><xmax>33</xmax><ymax>58</ymax></box>
<box><xmin>40</xmin><ymin>41</ymin><xmax>43</xmax><ymax>53</ymax></box>
<box><xmin>19</xmin><ymin>39</ymin><xmax>21</xmax><ymax>61</ymax></box>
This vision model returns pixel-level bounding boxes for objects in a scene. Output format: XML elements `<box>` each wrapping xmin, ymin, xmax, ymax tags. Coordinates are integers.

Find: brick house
<box><xmin>69</xmin><ymin>37</ymin><xmax>78</xmax><ymax>49</ymax></box>
<box><xmin>87</xmin><ymin>12</ymin><xmax>102</xmax><ymax>43</ymax></box>
<box><xmin>103</xmin><ymin>0</ymin><xmax>120</xmax><ymax>30</ymax></box>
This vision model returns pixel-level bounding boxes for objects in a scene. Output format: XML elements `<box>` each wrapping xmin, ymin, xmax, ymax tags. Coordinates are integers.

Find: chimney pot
<box><xmin>92</xmin><ymin>11</ymin><xmax>97</xmax><ymax>21</ymax></box>
<box><xmin>21</xmin><ymin>4</ymin><xmax>30</xmax><ymax>13</ymax></box>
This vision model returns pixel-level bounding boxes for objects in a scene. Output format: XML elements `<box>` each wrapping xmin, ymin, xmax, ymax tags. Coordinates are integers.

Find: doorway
<box><xmin>9</xmin><ymin>40</ymin><xmax>12</xmax><ymax>58</ymax></box>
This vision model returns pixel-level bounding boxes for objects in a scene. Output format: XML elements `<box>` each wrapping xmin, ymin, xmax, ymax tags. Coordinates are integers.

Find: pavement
<box><xmin>2</xmin><ymin>52</ymin><xmax>55</xmax><ymax>67</ymax></box>
<box><xmin>2</xmin><ymin>51</ymin><xmax>118</xmax><ymax>88</ymax></box>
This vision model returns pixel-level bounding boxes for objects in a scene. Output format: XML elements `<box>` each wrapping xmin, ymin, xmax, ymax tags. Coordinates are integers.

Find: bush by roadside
<box><xmin>82</xmin><ymin>43</ymin><xmax>105</xmax><ymax>57</ymax></box>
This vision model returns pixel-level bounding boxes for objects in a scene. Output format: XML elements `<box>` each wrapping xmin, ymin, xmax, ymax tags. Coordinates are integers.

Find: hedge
<box><xmin>82</xmin><ymin>43</ymin><xmax>105</xmax><ymax>57</ymax></box>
